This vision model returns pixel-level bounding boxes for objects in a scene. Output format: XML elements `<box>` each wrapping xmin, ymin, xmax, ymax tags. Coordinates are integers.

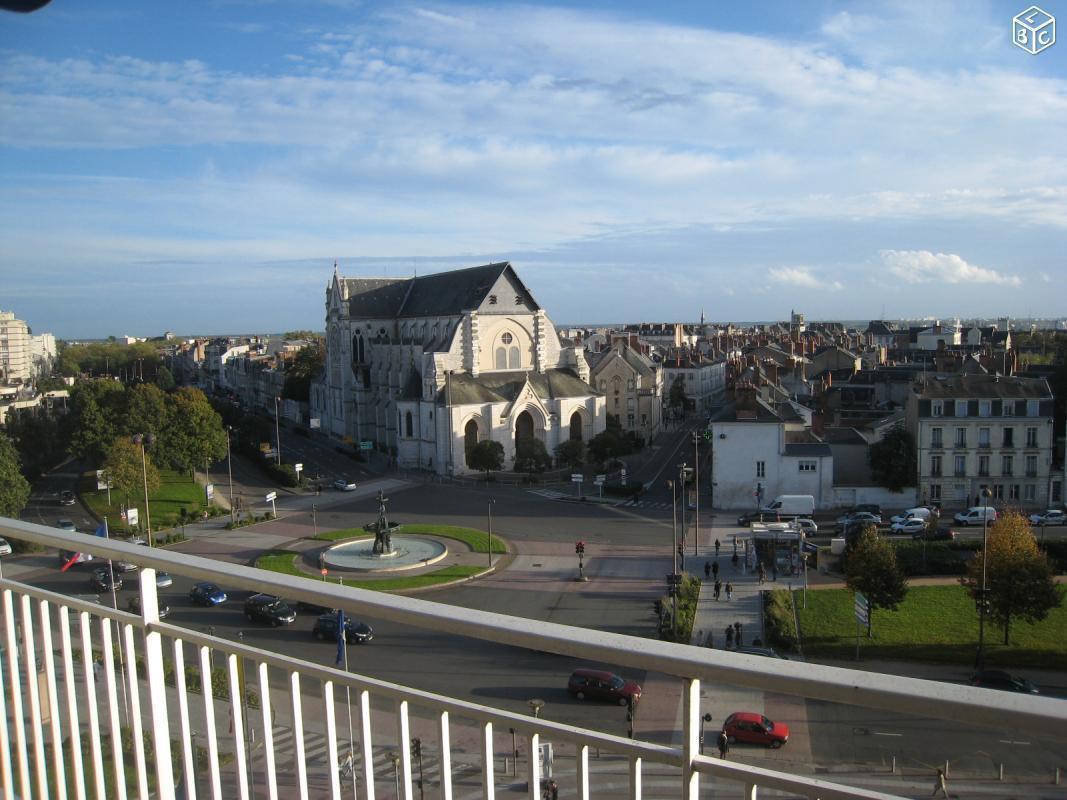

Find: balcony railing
<box><xmin>2</xmin><ymin>517</ymin><xmax>1065</xmax><ymax>800</ymax></box>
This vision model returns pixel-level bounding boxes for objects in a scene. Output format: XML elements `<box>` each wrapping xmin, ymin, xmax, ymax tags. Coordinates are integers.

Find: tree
<box><xmin>283</xmin><ymin>339</ymin><xmax>326</xmax><ymax>403</ymax></box>
<box><xmin>514</xmin><ymin>438</ymin><xmax>552</xmax><ymax>475</ymax></box>
<box><xmin>467</xmin><ymin>440</ymin><xmax>505</xmax><ymax>477</ymax></box>
<box><xmin>0</xmin><ymin>432</ymin><xmax>31</xmax><ymax>517</ymax></box>
<box><xmin>587</xmin><ymin>429</ymin><xmax>633</xmax><ymax>464</ymax></box>
<box><xmin>164</xmin><ymin>387</ymin><xmax>228</xmax><ymax>475</ymax></box>
<box><xmin>155</xmin><ymin>365</ymin><xmax>176</xmax><ymax>392</ymax></box>
<box><xmin>669</xmin><ymin>376</ymin><xmax>687</xmax><ymax>409</ymax></box>
<box><xmin>103</xmin><ymin>435</ymin><xmax>160</xmax><ymax>510</ymax></box>
<box><xmin>960</xmin><ymin>511</ymin><xmax>1063</xmax><ymax>644</ymax></box>
<box><xmin>67</xmin><ymin>395</ymin><xmax>113</xmax><ymax>464</ymax></box>
<box><xmin>4</xmin><ymin>409</ymin><xmax>64</xmax><ymax>477</ymax></box>
<box><xmin>64</xmin><ymin>379</ymin><xmax>127</xmax><ymax>465</ymax></box>
<box><xmin>867</xmin><ymin>423</ymin><xmax>915</xmax><ymax>492</ymax></box>
<box><xmin>844</xmin><ymin>526</ymin><xmax>909</xmax><ymax>637</ymax></box>
<box><xmin>555</xmin><ymin>439</ymin><xmax>586</xmax><ymax>470</ymax></box>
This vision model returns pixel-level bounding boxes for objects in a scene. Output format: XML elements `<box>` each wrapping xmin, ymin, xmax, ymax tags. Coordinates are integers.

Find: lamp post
<box><xmin>692</xmin><ymin>432</ymin><xmax>700</xmax><ymax>557</ymax></box>
<box><xmin>975</xmin><ymin>487</ymin><xmax>993</xmax><ymax>671</ymax></box>
<box><xmin>273</xmin><ymin>396</ymin><xmax>282</xmax><ymax>466</ymax></box>
<box><xmin>226</xmin><ymin>426</ymin><xmax>235</xmax><ymax>525</ymax></box>
<box><xmin>487</xmin><ymin>498</ymin><xmax>495</xmax><ymax>568</ymax></box>
<box><xmin>132</xmin><ymin>433</ymin><xmax>155</xmax><ymax>547</ymax></box>
<box><xmin>667</xmin><ymin>478</ymin><xmax>678</xmax><ymax>637</ymax></box>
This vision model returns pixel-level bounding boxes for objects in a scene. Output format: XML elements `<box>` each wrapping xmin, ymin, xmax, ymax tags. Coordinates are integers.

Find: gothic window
<box><xmin>508</xmin><ymin>346</ymin><xmax>520</xmax><ymax>368</ymax></box>
<box><xmin>352</xmin><ymin>331</ymin><xmax>365</xmax><ymax>363</ymax></box>
<box><xmin>405</xmin><ymin>411</ymin><xmax>413</xmax><ymax>438</ymax></box>
<box><xmin>570</xmin><ymin>411</ymin><xmax>583</xmax><ymax>441</ymax></box>
<box><xmin>495</xmin><ymin>347</ymin><xmax>507</xmax><ymax>369</ymax></box>
<box><xmin>515</xmin><ymin>411</ymin><xmax>534</xmax><ymax>448</ymax></box>
<box><xmin>465</xmin><ymin>420</ymin><xmax>479</xmax><ymax>458</ymax></box>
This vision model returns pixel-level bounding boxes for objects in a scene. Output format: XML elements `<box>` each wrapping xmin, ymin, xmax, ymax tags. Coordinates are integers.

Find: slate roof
<box><xmin>783</xmin><ymin>442</ymin><xmax>832</xmax><ymax>457</ymax></box>
<box><xmin>343</xmin><ymin>262</ymin><xmax>536</xmax><ymax>320</ymax></box>
<box><xmin>865</xmin><ymin>320</ymin><xmax>897</xmax><ymax>336</ymax></box>
<box><xmin>440</xmin><ymin>368</ymin><xmax>596</xmax><ymax>406</ymax></box>
<box><xmin>917</xmin><ymin>374</ymin><xmax>1051</xmax><ymax>399</ymax></box>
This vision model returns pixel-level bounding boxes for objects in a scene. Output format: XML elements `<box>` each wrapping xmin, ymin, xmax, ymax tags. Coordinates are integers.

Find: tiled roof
<box><xmin>917</xmin><ymin>374</ymin><xmax>1051</xmax><ymax>399</ymax></box>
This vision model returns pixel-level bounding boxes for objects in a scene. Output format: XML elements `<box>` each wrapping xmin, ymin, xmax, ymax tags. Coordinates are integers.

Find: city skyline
<box><xmin>2</xmin><ymin>1</ymin><xmax>1066</xmax><ymax>338</ymax></box>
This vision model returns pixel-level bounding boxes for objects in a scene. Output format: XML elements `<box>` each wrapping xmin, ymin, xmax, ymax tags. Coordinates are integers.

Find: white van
<box><xmin>954</xmin><ymin>507</ymin><xmax>998</xmax><ymax>526</ymax></box>
<box><xmin>890</xmin><ymin>507</ymin><xmax>932</xmax><ymax>525</ymax></box>
<box><xmin>760</xmin><ymin>495</ymin><xmax>815</xmax><ymax>518</ymax></box>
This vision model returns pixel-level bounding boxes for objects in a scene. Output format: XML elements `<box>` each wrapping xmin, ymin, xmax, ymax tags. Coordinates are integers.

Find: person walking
<box><xmin>712</xmin><ymin>560</ymin><xmax>719</xmax><ymax>579</ymax></box>
<box><xmin>932</xmin><ymin>768</ymin><xmax>948</xmax><ymax>798</ymax></box>
<box><xmin>734</xmin><ymin>621</ymin><xmax>742</xmax><ymax>646</ymax></box>
<box><xmin>725</xmin><ymin>582</ymin><xmax>733</xmax><ymax>601</ymax></box>
<box><xmin>704</xmin><ymin>561</ymin><xmax>711</xmax><ymax>579</ymax></box>
<box><xmin>772</xmin><ymin>560</ymin><xmax>778</xmax><ymax>582</ymax></box>
<box><xmin>732</xmin><ymin>538</ymin><xmax>738</xmax><ymax>556</ymax></box>
<box><xmin>757</xmin><ymin>562</ymin><xmax>766</xmax><ymax>585</ymax></box>
<box><xmin>705</xmin><ymin>631</ymin><xmax>714</xmax><ymax>648</ymax></box>
<box><xmin>717</xmin><ymin>730</ymin><xmax>729</xmax><ymax>759</ymax></box>
<box><xmin>714</xmin><ymin>579</ymin><xmax>722</xmax><ymax>600</ymax></box>
<box><xmin>714</xmin><ymin>539</ymin><xmax>721</xmax><ymax>557</ymax></box>
<box><xmin>725</xmin><ymin>625</ymin><xmax>734</xmax><ymax>648</ymax></box>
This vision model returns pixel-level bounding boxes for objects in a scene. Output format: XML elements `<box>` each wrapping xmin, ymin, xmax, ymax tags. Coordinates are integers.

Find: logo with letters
<box><xmin>1013</xmin><ymin>5</ymin><xmax>1056</xmax><ymax>54</ymax></box>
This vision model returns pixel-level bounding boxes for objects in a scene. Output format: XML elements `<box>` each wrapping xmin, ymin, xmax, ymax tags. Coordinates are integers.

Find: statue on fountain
<box><xmin>371</xmin><ymin>489</ymin><xmax>393</xmax><ymax>554</ymax></box>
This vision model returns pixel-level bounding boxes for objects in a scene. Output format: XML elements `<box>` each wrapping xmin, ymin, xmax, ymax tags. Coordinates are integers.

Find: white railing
<box><xmin>1</xmin><ymin>517</ymin><xmax>1064</xmax><ymax>800</ymax></box>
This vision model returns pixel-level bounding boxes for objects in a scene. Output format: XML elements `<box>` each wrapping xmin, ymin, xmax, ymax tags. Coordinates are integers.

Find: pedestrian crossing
<box><xmin>526</xmin><ymin>488</ymin><xmax>673</xmax><ymax>513</ymax></box>
<box><xmin>526</xmin><ymin>488</ymin><xmax>570</xmax><ymax>501</ymax></box>
<box><xmin>266</xmin><ymin>723</ymin><xmax>442</xmax><ymax>779</ymax></box>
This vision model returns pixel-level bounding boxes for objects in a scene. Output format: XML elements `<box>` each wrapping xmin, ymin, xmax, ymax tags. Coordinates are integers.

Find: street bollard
<box><xmin>944</xmin><ymin>760</ymin><xmax>949</xmax><ymax>777</ymax></box>
<box><xmin>1054</xmin><ymin>767</ymin><xmax>1060</xmax><ymax>785</ymax></box>
<box><xmin>998</xmin><ymin>763</ymin><xmax>1004</xmax><ymax>781</ymax></box>
<box><xmin>891</xmin><ymin>756</ymin><xmax>896</xmax><ymax>774</ymax></box>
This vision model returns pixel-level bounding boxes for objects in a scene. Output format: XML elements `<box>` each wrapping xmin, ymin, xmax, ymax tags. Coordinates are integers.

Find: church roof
<box><xmin>441</xmin><ymin>368</ymin><xmax>595</xmax><ymax>406</ymax></box>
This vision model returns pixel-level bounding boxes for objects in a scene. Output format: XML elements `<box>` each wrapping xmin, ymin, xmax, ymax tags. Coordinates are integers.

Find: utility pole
<box><xmin>226</xmin><ymin>427</ymin><xmax>235</xmax><ymax>525</ymax></box>
<box><xmin>693</xmin><ymin>432</ymin><xmax>700</xmax><ymax>557</ymax></box>
<box><xmin>975</xmin><ymin>488</ymin><xmax>993</xmax><ymax>671</ymax></box>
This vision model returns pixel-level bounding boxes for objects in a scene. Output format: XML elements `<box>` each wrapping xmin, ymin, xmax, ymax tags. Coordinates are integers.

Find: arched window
<box><xmin>495</xmin><ymin>348</ymin><xmax>507</xmax><ymax>369</ymax></box>
<box><xmin>570</xmin><ymin>411</ymin><xmax>583</xmax><ymax>441</ymax></box>
<box><xmin>464</xmin><ymin>420</ymin><xmax>479</xmax><ymax>458</ymax></box>
<box><xmin>508</xmin><ymin>346</ymin><xmax>520</xmax><ymax>368</ymax></box>
<box><xmin>352</xmin><ymin>331</ymin><xmax>365</xmax><ymax>363</ymax></box>
<box><xmin>515</xmin><ymin>411</ymin><xmax>534</xmax><ymax>448</ymax></box>
<box><xmin>405</xmin><ymin>411</ymin><xmax>413</xmax><ymax>438</ymax></box>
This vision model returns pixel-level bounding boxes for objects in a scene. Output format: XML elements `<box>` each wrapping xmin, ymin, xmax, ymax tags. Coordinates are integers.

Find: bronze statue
<box><xmin>372</xmin><ymin>489</ymin><xmax>392</xmax><ymax>554</ymax></box>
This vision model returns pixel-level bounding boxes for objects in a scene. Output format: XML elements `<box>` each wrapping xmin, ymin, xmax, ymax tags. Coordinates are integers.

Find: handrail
<box><xmin>4</xmin><ymin>516</ymin><xmax>1066</xmax><ymax>742</ymax></box>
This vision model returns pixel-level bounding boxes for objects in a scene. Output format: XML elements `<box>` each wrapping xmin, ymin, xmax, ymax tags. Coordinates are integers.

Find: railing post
<box><xmin>682</xmin><ymin>678</ymin><xmax>700</xmax><ymax>800</ymax></box>
<box><xmin>139</xmin><ymin>568</ymin><xmax>176</xmax><ymax>799</ymax></box>
<box><xmin>526</xmin><ymin>732</ymin><xmax>540</xmax><ymax>800</ymax></box>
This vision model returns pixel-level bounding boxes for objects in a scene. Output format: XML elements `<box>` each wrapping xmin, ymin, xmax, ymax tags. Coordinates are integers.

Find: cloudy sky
<box><xmin>1</xmin><ymin>0</ymin><xmax>1065</xmax><ymax>338</ymax></box>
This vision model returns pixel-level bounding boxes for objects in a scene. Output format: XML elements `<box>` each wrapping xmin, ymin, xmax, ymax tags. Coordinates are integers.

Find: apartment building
<box><xmin>907</xmin><ymin>374</ymin><xmax>1058</xmax><ymax>509</ymax></box>
<box><xmin>0</xmin><ymin>310</ymin><xmax>31</xmax><ymax>385</ymax></box>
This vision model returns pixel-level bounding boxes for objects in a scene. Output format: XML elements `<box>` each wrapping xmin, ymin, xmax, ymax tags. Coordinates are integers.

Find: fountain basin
<box><xmin>323</xmin><ymin>536</ymin><xmax>448</xmax><ymax>573</ymax></box>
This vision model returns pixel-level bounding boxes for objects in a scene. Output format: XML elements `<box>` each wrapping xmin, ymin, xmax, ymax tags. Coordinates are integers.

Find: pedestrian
<box><xmin>731</xmin><ymin>551</ymin><xmax>739</xmax><ymax>570</ymax></box>
<box><xmin>732</xmin><ymin>538</ymin><xmax>738</xmax><ymax>555</ymax></box>
<box><xmin>714</xmin><ymin>538</ymin><xmax>721</xmax><ymax>557</ymax></box>
<box><xmin>734</xmin><ymin>621</ymin><xmax>742</xmax><ymax>646</ymax></box>
<box><xmin>772</xmin><ymin>561</ymin><xmax>778</xmax><ymax>582</ymax></box>
<box><xmin>725</xmin><ymin>625</ymin><xmax>734</xmax><ymax>648</ymax></box>
<box><xmin>714</xmin><ymin>579</ymin><xmax>722</xmax><ymax>600</ymax></box>
<box><xmin>704</xmin><ymin>560</ymin><xmax>711</xmax><ymax>579</ymax></box>
<box><xmin>717</xmin><ymin>730</ymin><xmax>729</xmax><ymax>759</ymax></box>
<box><xmin>757</xmin><ymin>562</ymin><xmax>766</xmax><ymax>585</ymax></box>
<box><xmin>549</xmin><ymin>779</ymin><xmax>559</xmax><ymax>800</ymax></box>
<box><xmin>712</xmin><ymin>560</ymin><xmax>719</xmax><ymax>579</ymax></box>
<box><xmin>932</xmin><ymin>768</ymin><xmax>948</xmax><ymax>798</ymax></box>
<box><xmin>725</xmin><ymin>582</ymin><xmax>733</xmax><ymax>601</ymax></box>
<box><xmin>705</xmin><ymin>631</ymin><xmax>714</xmax><ymax>648</ymax></box>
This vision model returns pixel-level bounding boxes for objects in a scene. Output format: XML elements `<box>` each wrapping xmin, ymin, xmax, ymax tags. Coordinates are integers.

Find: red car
<box><xmin>723</xmin><ymin>712</ymin><xmax>789</xmax><ymax>748</ymax></box>
<box><xmin>567</xmin><ymin>669</ymin><xmax>642</xmax><ymax>706</ymax></box>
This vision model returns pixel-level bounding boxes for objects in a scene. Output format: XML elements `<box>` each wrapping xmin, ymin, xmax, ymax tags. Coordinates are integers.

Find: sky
<box><xmin>1</xmin><ymin>0</ymin><xmax>1065</xmax><ymax>339</ymax></box>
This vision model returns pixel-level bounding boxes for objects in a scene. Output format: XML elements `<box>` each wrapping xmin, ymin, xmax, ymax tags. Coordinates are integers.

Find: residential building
<box><xmin>311</xmin><ymin>262</ymin><xmax>604</xmax><ymax>474</ymax></box>
<box><xmin>587</xmin><ymin>336</ymin><xmax>663</xmax><ymax>440</ymax></box>
<box><xmin>907</xmin><ymin>374</ymin><xmax>1056</xmax><ymax>509</ymax></box>
<box><xmin>0</xmin><ymin>310</ymin><xmax>31</xmax><ymax>385</ymax></box>
<box><xmin>661</xmin><ymin>350</ymin><xmax>727</xmax><ymax>417</ymax></box>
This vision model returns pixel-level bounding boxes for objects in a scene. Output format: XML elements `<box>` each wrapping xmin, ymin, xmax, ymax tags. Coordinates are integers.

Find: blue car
<box><xmin>189</xmin><ymin>581</ymin><xmax>227</xmax><ymax>606</ymax></box>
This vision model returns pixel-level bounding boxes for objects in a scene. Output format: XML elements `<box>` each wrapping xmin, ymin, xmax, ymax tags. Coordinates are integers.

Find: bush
<box><xmin>892</xmin><ymin>541</ymin><xmax>974</xmax><ymax>576</ymax></box>
<box><xmin>1040</xmin><ymin>540</ymin><xmax>1067</xmax><ymax>572</ymax></box>
<box><xmin>659</xmin><ymin>573</ymin><xmax>701</xmax><ymax>643</ymax></box>
<box><xmin>265</xmin><ymin>462</ymin><xmax>299</xmax><ymax>487</ymax></box>
<box><xmin>764</xmin><ymin>589</ymin><xmax>797</xmax><ymax>651</ymax></box>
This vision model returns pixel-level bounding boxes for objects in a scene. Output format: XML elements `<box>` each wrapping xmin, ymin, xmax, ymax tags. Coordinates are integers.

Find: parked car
<box><xmin>890</xmin><ymin>507</ymin><xmax>932</xmax><ymax>525</ymax></box>
<box><xmin>312</xmin><ymin>613</ymin><xmax>374</xmax><ymax>644</ymax></box>
<box><xmin>243</xmin><ymin>593</ymin><xmax>297</xmax><ymax>626</ymax></box>
<box><xmin>60</xmin><ymin>490</ymin><xmax>76</xmax><ymax>506</ymax></box>
<box><xmin>970</xmin><ymin>670</ymin><xmax>1039</xmax><ymax>694</ymax></box>
<box><xmin>915</xmin><ymin>526</ymin><xmax>958</xmax><ymax>541</ymax></box>
<box><xmin>113</xmin><ymin>560</ymin><xmax>139</xmax><ymax>573</ymax></box>
<box><xmin>0</xmin><ymin>537</ymin><xmax>12</xmax><ymax>556</ymax></box>
<box><xmin>791</xmin><ymin>518</ymin><xmax>818</xmax><ymax>535</ymax></box>
<box><xmin>836</xmin><ymin>511</ymin><xmax>881</xmax><ymax>530</ymax></box>
<box><xmin>89</xmin><ymin>567</ymin><xmax>122</xmax><ymax>592</ymax></box>
<box><xmin>1029</xmin><ymin>509</ymin><xmax>1066</xmax><ymax>526</ymax></box>
<box><xmin>189</xmin><ymin>581</ymin><xmax>227</xmax><ymax>606</ymax></box>
<box><xmin>567</xmin><ymin>668</ymin><xmax>642</xmax><ymax>706</ymax></box>
<box><xmin>126</xmin><ymin>595</ymin><xmax>170</xmax><ymax>619</ymax></box>
<box><xmin>722</xmin><ymin>712</ymin><xmax>790</xmax><ymax>748</ymax></box>
<box><xmin>57</xmin><ymin>519</ymin><xmax>76</xmax><ymax>532</ymax></box>
<box><xmin>953</xmin><ymin>507</ymin><xmax>998</xmax><ymax>526</ymax></box>
<box><xmin>155</xmin><ymin>571</ymin><xmax>173</xmax><ymax>588</ymax></box>
<box><xmin>847</xmin><ymin>504</ymin><xmax>883</xmax><ymax>517</ymax></box>
<box><xmin>890</xmin><ymin>518</ymin><xmax>927</xmax><ymax>535</ymax></box>
<box><xmin>334</xmin><ymin>478</ymin><xmax>358</xmax><ymax>491</ymax></box>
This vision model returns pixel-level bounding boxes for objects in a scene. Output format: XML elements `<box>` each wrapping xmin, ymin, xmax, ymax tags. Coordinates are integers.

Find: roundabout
<box><xmin>322</xmin><ymin>535</ymin><xmax>448</xmax><ymax>573</ymax></box>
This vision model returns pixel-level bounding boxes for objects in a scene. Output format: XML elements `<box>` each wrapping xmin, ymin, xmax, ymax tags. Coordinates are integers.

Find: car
<box><xmin>57</xmin><ymin>519</ymin><xmax>76</xmax><ymax>532</ymax></box>
<box><xmin>334</xmin><ymin>478</ymin><xmax>358</xmax><ymax>491</ymax></box>
<box><xmin>953</xmin><ymin>507</ymin><xmax>998</xmax><ymax>526</ymax></box>
<box><xmin>836</xmin><ymin>512</ymin><xmax>881</xmax><ymax>529</ymax></box>
<box><xmin>155</xmin><ymin>571</ymin><xmax>173</xmax><ymax>588</ymax></box>
<box><xmin>189</xmin><ymin>581</ymin><xmax>227</xmax><ymax>606</ymax></box>
<box><xmin>126</xmin><ymin>595</ymin><xmax>170</xmax><ymax>619</ymax></box>
<box><xmin>970</xmin><ymin>670</ymin><xmax>1039</xmax><ymax>694</ymax></box>
<box><xmin>848</xmin><ymin>504</ymin><xmax>883</xmax><ymax>517</ymax></box>
<box><xmin>1029</xmin><ymin>509</ymin><xmax>1066</xmax><ymax>526</ymax></box>
<box><xmin>312</xmin><ymin>613</ymin><xmax>374</xmax><ymax>644</ymax></box>
<box><xmin>914</xmin><ymin>526</ymin><xmax>958</xmax><ymax>541</ymax></box>
<box><xmin>890</xmin><ymin>518</ymin><xmax>927</xmax><ymax>535</ymax></box>
<box><xmin>736</xmin><ymin>510</ymin><xmax>768</xmax><ymax>526</ymax></box>
<box><xmin>567</xmin><ymin>668</ymin><xmax>642</xmax><ymax>706</ymax></box>
<box><xmin>297</xmin><ymin>599</ymin><xmax>336</xmax><ymax>614</ymax></box>
<box><xmin>89</xmin><ymin>567</ymin><xmax>122</xmax><ymax>592</ymax></box>
<box><xmin>890</xmin><ymin>507</ymin><xmax>932</xmax><ymax>525</ymax></box>
<box><xmin>0</xmin><ymin>537</ymin><xmax>12</xmax><ymax>556</ymax></box>
<box><xmin>243</xmin><ymin>593</ymin><xmax>297</xmax><ymax>626</ymax></box>
<box><xmin>722</xmin><ymin>712</ymin><xmax>790</xmax><ymax>748</ymax></box>
<box><xmin>791</xmin><ymin>518</ymin><xmax>818</xmax><ymax>535</ymax></box>
<box><xmin>733</xmin><ymin>646</ymin><xmax>788</xmax><ymax>659</ymax></box>
<box><xmin>60</xmin><ymin>490</ymin><xmax>76</xmax><ymax>506</ymax></box>
<box><xmin>113</xmin><ymin>560</ymin><xmax>139</xmax><ymax>573</ymax></box>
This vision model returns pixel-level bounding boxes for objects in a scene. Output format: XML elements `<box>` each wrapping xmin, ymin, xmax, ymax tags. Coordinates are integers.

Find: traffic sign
<box><xmin>571</xmin><ymin>474</ymin><xmax>583</xmax><ymax>483</ymax></box>
<box><xmin>265</xmin><ymin>491</ymin><xmax>277</xmax><ymax>502</ymax></box>
<box><xmin>294</xmin><ymin>463</ymin><xmax>303</xmax><ymax>473</ymax></box>
<box><xmin>321</xmin><ymin>568</ymin><xmax>328</xmax><ymax>576</ymax></box>
<box><xmin>360</xmin><ymin>440</ymin><xmax>374</xmax><ymax>451</ymax></box>
<box><xmin>854</xmin><ymin>592</ymin><xmax>869</xmax><ymax>624</ymax></box>
<box><xmin>594</xmin><ymin>474</ymin><xmax>606</xmax><ymax>485</ymax></box>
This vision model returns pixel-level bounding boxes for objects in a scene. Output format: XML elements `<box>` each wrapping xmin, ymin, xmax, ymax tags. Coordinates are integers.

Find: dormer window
<box><xmin>488</xmin><ymin>295</ymin><xmax>497</xmax><ymax>304</ymax></box>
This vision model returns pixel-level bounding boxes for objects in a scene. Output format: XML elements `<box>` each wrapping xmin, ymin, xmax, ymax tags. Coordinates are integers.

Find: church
<box><xmin>310</xmin><ymin>262</ymin><xmax>605</xmax><ymax>475</ymax></box>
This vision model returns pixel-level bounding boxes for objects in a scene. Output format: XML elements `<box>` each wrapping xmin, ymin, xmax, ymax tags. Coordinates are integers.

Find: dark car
<box><xmin>60</xmin><ymin>490</ymin><xmax>76</xmax><ymax>506</ymax></box>
<box><xmin>89</xmin><ymin>567</ymin><xmax>122</xmax><ymax>592</ymax></box>
<box><xmin>848</xmin><ymin>503</ymin><xmax>883</xmax><ymax>517</ymax></box>
<box><xmin>126</xmin><ymin>595</ymin><xmax>170</xmax><ymax>619</ymax></box>
<box><xmin>723</xmin><ymin>712</ymin><xmax>790</xmax><ymax>748</ymax></box>
<box><xmin>914</xmin><ymin>526</ymin><xmax>958</xmax><ymax>541</ymax></box>
<box><xmin>970</xmin><ymin>670</ymin><xmax>1039</xmax><ymax>694</ymax></box>
<box><xmin>312</xmin><ymin>613</ymin><xmax>374</xmax><ymax>644</ymax></box>
<box><xmin>189</xmin><ymin>581</ymin><xmax>227</xmax><ymax>607</ymax></box>
<box><xmin>736</xmin><ymin>510</ymin><xmax>767</xmax><ymax>526</ymax></box>
<box><xmin>244</xmin><ymin>593</ymin><xmax>297</xmax><ymax>626</ymax></box>
<box><xmin>567</xmin><ymin>668</ymin><xmax>642</xmax><ymax>706</ymax></box>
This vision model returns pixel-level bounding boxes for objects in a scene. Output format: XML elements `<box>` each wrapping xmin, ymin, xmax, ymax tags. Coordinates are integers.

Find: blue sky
<box><xmin>1</xmin><ymin>1</ymin><xmax>1065</xmax><ymax>338</ymax></box>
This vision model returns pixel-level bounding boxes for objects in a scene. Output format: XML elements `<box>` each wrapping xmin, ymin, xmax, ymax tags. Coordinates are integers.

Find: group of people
<box><xmin>703</xmin><ymin>559</ymin><xmax>735</xmax><ymax>602</ymax></box>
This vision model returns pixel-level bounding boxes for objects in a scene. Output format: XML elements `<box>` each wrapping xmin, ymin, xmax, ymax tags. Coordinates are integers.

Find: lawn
<box><xmin>81</xmin><ymin>469</ymin><xmax>208</xmax><ymax>535</ymax></box>
<box><xmin>253</xmin><ymin>550</ymin><xmax>484</xmax><ymax>592</ymax></box>
<box><xmin>313</xmin><ymin>523</ymin><xmax>506</xmax><ymax>554</ymax></box>
<box><xmin>796</xmin><ymin>585</ymin><xmax>1067</xmax><ymax>669</ymax></box>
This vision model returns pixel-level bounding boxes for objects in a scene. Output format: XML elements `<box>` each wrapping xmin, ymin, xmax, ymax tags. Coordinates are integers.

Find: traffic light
<box><xmin>703</xmin><ymin>429</ymin><xmax>712</xmax><ymax>441</ymax></box>
<box><xmin>575</xmin><ymin>541</ymin><xmax>585</xmax><ymax>555</ymax></box>
<box><xmin>411</xmin><ymin>737</ymin><xmax>422</xmax><ymax>758</ymax></box>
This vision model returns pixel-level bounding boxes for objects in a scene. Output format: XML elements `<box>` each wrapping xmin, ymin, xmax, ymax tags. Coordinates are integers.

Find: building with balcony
<box><xmin>310</xmin><ymin>262</ymin><xmax>603</xmax><ymax>474</ymax></box>
<box><xmin>0</xmin><ymin>310</ymin><xmax>32</xmax><ymax>386</ymax></box>
<box><xmin>907</xmin><ymin>373</ymin><xmax>1058</xmax><ymax>509</ymax></box>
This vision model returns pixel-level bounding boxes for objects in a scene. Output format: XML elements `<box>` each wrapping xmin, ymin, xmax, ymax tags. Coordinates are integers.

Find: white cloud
<box><xmin>879</xmin><ymin>250</ymin><xmax>1021</xmax><ymax>286</ymax></box>
<box><xmin>767</xmin><ymin>266</ymin><xmax>843</xmax><ymax>291</ymax></box>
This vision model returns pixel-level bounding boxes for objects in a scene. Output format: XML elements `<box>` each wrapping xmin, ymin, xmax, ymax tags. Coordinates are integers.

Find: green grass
<box><xmin>254</xmin><ymin>551</ymin><xmax>485</xmax><ymax>591</ymax></box>
<box><xmin>313</xmin><ymin>523</ymin><xmax>506</xmax><ymax>553</ymax></box>
<box><xmin>81</xmin><ymin>469</ymin><xmax>208</xmax><ymax>535</ymax></box>
<box><xmin>796</xmin><ymin>585</ymin><xmax>1067</xmax><ymax>669</ymax></box>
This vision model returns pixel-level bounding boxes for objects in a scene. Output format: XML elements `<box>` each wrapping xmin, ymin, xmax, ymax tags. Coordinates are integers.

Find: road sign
<box><xmin>594</xmin><ymin>474</ymin><xmax>606</xmax><ymax>485</ymax></box>
<box><xmin>205</xmin><ymin>483</ymin><xmax>214</xmax><ymax>502</ymax></box>
<box><xmin>854</xmin><ymin>592</ymin><xmax>869</xmax><ymax>625</ymax></box>
<box><xmin>127</xmin><ymin>508</ymin><xmax>139</xmax><ymax>528</ymax></box>
<box><xmin>321</xmin><ymin>568</ymin><xmax>328</xmax><ymax>576</ymax></box>
<box><xmin>360</xmin><ymin>440</ymin><xmax>374</xmax><ymax>451</ymax></box>
<box><xmin>571</xmin><ymin>474</ymin><xmax>583</xmax><ymax>483</ymax></box>
<box><xmin>265</xmin><ymin>491</ymin><xmax>277</xmax><ymax>502</ymax></box>
<box><xmin>294</xmin><ymin>463</ymin><xmax>303</xmax><ymax>473</ymax></box>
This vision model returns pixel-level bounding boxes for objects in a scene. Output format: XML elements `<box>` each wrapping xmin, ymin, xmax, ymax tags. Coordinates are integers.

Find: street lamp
<box><xmin>487</xmin><ymin>498</ymin><xmax>495</xmax><ymax>568</ymax></box>
<box><xmin>131</xmin><ymin>433</ymin><xmax>155</xmax><ymax>547</ymax></box>
<box><xmin>692</xmin><ymin>432</ymin><xmax>700</xmax><ymax>558</ymax></box>
<box><xmin>274</xmin><ymin>396</ymin><xmax>282</xmax><ymax>466</ymax></box>
<box><xmin>667</xmin><ymin>478</ymin><xmax>678</xmax><ymax>637</ymax></box>
<box><xmin>975</xmin><ymin>487</ymin><xmax>993</xmax><ymax>671</ymax></box>
<box><xmin>226</xmin><ymin>426</ymin><xmax>235</xmax><ymax>525</ymax></box>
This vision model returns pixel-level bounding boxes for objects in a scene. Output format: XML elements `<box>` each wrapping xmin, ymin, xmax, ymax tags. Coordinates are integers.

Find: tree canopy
<box><xmin>514</xmin><ymin>438</ymin><xmax>552</xmax><ymax>474</ymax></box>
<box><xmin>103</xmin><ymin>435</ymin><xmax>161</xmax><ymax>510</ymax></box>
<box><xmin>960</xmin><ymin>511</ymin><xmax>1063</xmax><ymax>644</ymax></box>
<box><xmin>283</xmin><ymin>340</ymin><xmax>326</xmax><ymax>403</ymax></box>
<box><xmin>467</xmin><ymin>440</ymin><xmax>505</xmax><ymax>476</ymax></box>
<box><xmin>555</xmin><ymin>439</ymin><xmax>586</xmax><ymax>470</ymax></box>
<box><xmin>0</xmin><ymin>432</ymin><xmax>31</xmax><ymax>517</ymax></box>
<box><xmin>867</xmin><ymin>423</ymin><xmax>915</xmax><ymax>492</ymax></box>
<box><xmin>844</xmin><ymin>525</ymin><xmax>909</xmax><ymax>636</ymax></box>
